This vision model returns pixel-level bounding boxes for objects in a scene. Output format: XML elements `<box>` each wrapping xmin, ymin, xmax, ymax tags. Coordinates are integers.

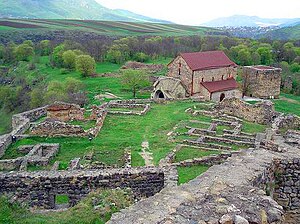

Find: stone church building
<box><xmin>152</xmin><ymin>51</ymin><xmax>241</xmax><ymax>102</ymax></box>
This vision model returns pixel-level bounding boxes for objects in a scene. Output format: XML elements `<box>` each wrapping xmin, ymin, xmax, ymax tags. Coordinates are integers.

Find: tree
<box><xmin>43</xmin><ymin>81</ymin><xmax>67</xmax><ymax>103</ymax></box>
<box><xmin>0</xmin><ymin>44</ymin><xmax>4</xmax><ymax>60</ymax></box>
<box><xmin>121</xmin><ymin>69</ymin><xmax>150</xmax><ymax>98</ymax></box>
<box><xmin>39</xmin><ymin>40</ymin><xmax>51</xmax><ymax>56</ymax></box>
<box><xmin>134</xmin><ymin>52</ymin><xmax>149</xmax><ymax>62</ymax></box>
<box><xmin>14</xmin><ymin>43</ymin><xmax>34</xmax><ymax>61</ymax></box>
<box><xmin>75</xmin><ymin>55</ymin><xmax>96</xmax><ymax>77</ymax></box>
<box><xmin>51</xmin><ymin>44</ymin><xmax>65</xmax><ymax>67</ymax></box>
<box><xmin>257</xmin><ymin>47</ymin><xmax>273</xmax><ymax>65</ymax></box>
<box><xmin>62</xmin><ymin>50</ymin><xmax>77</xmax><ymax>69</ymax></box>
<box><xmin>237</xmin><ymin>49</ymin><xmax>252</xmax><ymax>66</ymax></box>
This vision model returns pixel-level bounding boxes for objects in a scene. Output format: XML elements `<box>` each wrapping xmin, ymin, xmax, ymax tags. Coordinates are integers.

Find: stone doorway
<box><xmin>155</xmin><ymin>90</ymin><xmax>165</xmax><ymax>99</ymax></box>
<box><xmin>220</xmin><ymin>93</ymin><xmax>225</xmax><ymax>102</ymax></box>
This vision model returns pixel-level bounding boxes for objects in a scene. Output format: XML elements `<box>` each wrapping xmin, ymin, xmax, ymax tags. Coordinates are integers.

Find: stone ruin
<box><xmin>108</xmin><ymin>103</ymin><xmax>300</xmax><ymax>224</ymax></box>
<box><xmin>1</xmin><ymin>97</ymin><xmax>300</xmax><ymax>223</ymax></box>
<box><xmin>214</xmin><ymin>97</ymin><xmax>300</xmax><ymax>129</ymax></box>
<box><xmin>47</xmin><ymin>102</ymin><xmax>85</xmax><ymax>122</ymax></box>
<box><xmin>0</xmin><ymin>143</ymin><xmax>59</xmax><ymax>171</ymax></box>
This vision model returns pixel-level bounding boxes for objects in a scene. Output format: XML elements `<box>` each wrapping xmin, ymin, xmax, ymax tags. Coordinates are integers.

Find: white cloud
<box><xmin>96</xmin><ymin>0</ymin><xmax>300</xmax><ymax>25</ymax></box>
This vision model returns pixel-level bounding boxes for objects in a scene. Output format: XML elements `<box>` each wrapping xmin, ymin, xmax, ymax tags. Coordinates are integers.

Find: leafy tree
<box><xmin>14</xmin><ymin>43</ymin><xmax>34</xmax><ymax>61</ymax></box>
<box><xmin>65</xmin><ymin>77</ymin><xmax>88</xmax><ymax>106</ymax></box>
<box><xmin>134</xmin><ymin>52</ymin><xmax>149</xmax><ymax>62</ymax></box>
<box><xmin>251</xmin><ymin>52</ymin><xmax>261</xmax><ymax>65</ymax></box>
<box><xmin>121</xmin><ymin>69</ymin><xmax>150</xmax><ymax>98</ymax></box>
<box><xmin>283</xmin><ymin>42</ymin><xmax>297</xmax><ymax>63</ymax></box>
<box><xmin>0</xmin><ymin>44</ymin><xmax>4</xmax><ymax>60</ymax></box>
<box><xmin>43</xmin><ymin>81</ymin><xmax>67</xmax><ymax>104</ymax></box>
<box><xmin>62</xmin><ymin>50</ymin><xmax>77</xmax><ymax>69</ymax></box>
<box><xmin>237</xmin><ymin>49</ymin><xmax>252</xmax><ymax>66</ymax></box>
<box><xmin>39</xmin><ymin>40</ymin><xmax>51</xmax><ymax>56</ymax></box>
<box><xmin>30</xmin><ymin>87</ymin><xmax>45</xmax><ymax>108</ymax></box>
<box><xmin>257</xmin><ymin>47</ymin><xmax>273</xmax><ymax>65</ymax></box>
<box><xmin>75</xmin><ymin>55</ymin><xmax>96</xmax><ymax>77</ymax></box>
<box><xmin>23</xmin><ymin>40</ymin><xmax>34</xmax><ymax>47</ymax></box>
<box><xmin>291</xmin><ymin>63</ymin><xmax>300</xmax><ymax>73</ymax></box>
<box><xmin>51</xmin><ymin>44</ymin><xmax>65</xmax><ymax>67</ymax></box>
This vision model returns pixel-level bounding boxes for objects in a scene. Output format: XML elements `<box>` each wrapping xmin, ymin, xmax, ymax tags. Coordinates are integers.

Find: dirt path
<box><xmin>139</xmin><ymin>141</ymin><xmax>154</xmax><ymax>166</ymax></box>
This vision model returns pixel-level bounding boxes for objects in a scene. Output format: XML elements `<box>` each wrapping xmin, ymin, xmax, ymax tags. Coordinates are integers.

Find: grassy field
<box><xmin>273</xmin><ymin>93</ymin><xmax>300</xmax><ymax>116</ymax></box>
<box><xmin>175</xmin><ymin>147</ymin><xmax>220</xmax><ymax>162</ymax></box>
<box><xmin>4</xmin><ymin>101</ymin><xmax>213</xmax><ymax>169</ymax></box>
<box><xmin>177</xmin><ymin>165</ymin><xmax>210</xmax><ymax>184</ymax></box>
<box><xmin>0</xmin><ymin>19</ymin><xmax>219</xmax><ymax>36</ymax></box>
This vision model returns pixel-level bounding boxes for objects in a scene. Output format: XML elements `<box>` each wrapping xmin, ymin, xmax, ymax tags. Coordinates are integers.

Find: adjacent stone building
<box><xmin>242</xmin><ymin>65</ymin><xmax>282</xmax><ymax>99</ymax></box>
<box><xmin>152</xmin><ymin>51</ymin><xmax>241</xmax><ymax>102</ymax></box>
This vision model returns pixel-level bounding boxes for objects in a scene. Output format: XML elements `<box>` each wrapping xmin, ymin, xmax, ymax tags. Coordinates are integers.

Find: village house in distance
<box><xmin>152</xmin><ymin>50</ymin><xmax>242</xmax><ymax>102</ymax></box>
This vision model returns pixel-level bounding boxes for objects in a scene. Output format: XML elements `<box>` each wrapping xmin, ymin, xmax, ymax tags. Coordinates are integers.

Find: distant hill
<box><xmin>0</xmin><ymin>0</ymin><xmax>171</xmax><ymax>23</ymax></box>
<box><xmin>202</xmin><ymin>15</ymin><xmax>300</xmax><ymax>28</ymax></box>
<box><xmin>264</xmin><ymin>24</ymin><xmax>300</xmax><ymax>40</ymax></box>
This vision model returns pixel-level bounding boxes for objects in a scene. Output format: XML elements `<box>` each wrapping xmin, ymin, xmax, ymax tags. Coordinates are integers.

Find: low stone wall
<box><xmin>0</xmin><ymin>106</ymin><xmax>47</xmax><ymax>158</ymax></box>
<box><xmin>0</xmin><ymin>167</ymin><xmax>165</xmax><ymax>209</ymax></box>
<box><xmin>107</xmin><ymin>103</ymin><xmax>151</xmax><ymax>116</ymax></box>
<box><xmin>88</xmin><ymin>109</ymin><xmax>108</xmax><ymax>137</ymax></box>
<box><xmin>0</xmin><ymin>158</ymin><xmax>22</xmax><ymax>171</ymax></box>
<box><xmin>0</xmin><ymin>144</ymin><xmax>59</xmax><ymax>171</ymax></box>
<box><xmin>0</xmin><ymin>135</ymin><xmax>12</xmax><ymax>158</ymax></box>
<box><xmin>30</xmin><ymin>119</ymin><xmax>86</xmax><ymax>137</ymax></box>
<box><xmin>12</xmin><ymin>106</ymin><xmax>47</xmax><ymax>129</ymax></box>
<box><xmin>177</xmin><ymin>151</ymin><xmax>236</xmax><ymax>167</ymax></box>
<box><xmin>214</xmin><ymin>97</ymin><xmax>278</xmax><ymax>125</ymax></box>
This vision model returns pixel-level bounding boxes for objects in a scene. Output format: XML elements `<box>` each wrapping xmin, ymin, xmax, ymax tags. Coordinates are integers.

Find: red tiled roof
<box><xmin>180</xmin><ymin>51</ymin><xmax>236</xmax><ymax>71</ymax></box>
<box><xmin>201</xmin><ymin>78</ymin><xmax>238</xmax><ymax>93</ymax></box>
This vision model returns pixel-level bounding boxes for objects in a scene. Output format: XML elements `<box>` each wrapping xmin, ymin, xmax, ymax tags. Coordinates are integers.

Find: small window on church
<box><xmin>212</xmin><ymin>77</ymin><xmax>214</xmax><ymax>81</ymax></box>
<box><xmin>201</xmin><ymin>78</ymin><xmax>204</xmax><ymax>82</ymax></box>
<box><xmin>178</xmin><ymin>68</ymin><xmax>181</xmax><ymax>76</ymax></box>
<box><xmin>222</xmin><ymin>75</ymin><xmax>224</xmax><ymax>80</ymax></box>
<box><xmin>179</xmin><ymin>62</ymin><xmax>181</xmax><ymax>68</ymax></box>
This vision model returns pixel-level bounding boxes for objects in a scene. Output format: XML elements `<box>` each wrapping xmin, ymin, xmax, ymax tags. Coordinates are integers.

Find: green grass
<box><xmin>273</xmin><ymin>93</ymin><xmax>300</xmax><ymax>117</ymax></box>
<box><xmin>175</xmin><ymin>147</ymin><xmax>220</xmax><ymax>162</ymax></box>
<box><xmin>177</xmin><ymin>165</ymin><xmax>210</xmax><ymax>184</ymax></box>
<box><xmin>3</xmin><ymin>101</ymin><xmax>212</xmax><ymax>168</ymax></box>
<box><xmin>216</xmin><ymin>125</ymin><xmax>231</xmax><ymax>135</ymax></box>
<box><xmin>55</xmin><ymin>195</ymin><xmax>70</xmax><ymax>205</ymax></box>
<box><xmin>0</xmin><ymin>188</ymin><xmax>133</xmax><ymax>224</ymax></box>
<box><xmin>242</xmin><ymin>121</ymin><xmax>266</xmax><ymax>133</ymax></box>
<box><xmin>69</xmin><ymin>120</ymin><xmax>96</xmax><ymax>130</ymax></box>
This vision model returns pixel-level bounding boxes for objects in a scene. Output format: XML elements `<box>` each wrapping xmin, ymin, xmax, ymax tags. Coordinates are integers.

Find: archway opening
<box><xmin>220</xmin><ymin>93</ymin><xmax>225</xmax><ymax>102</ymax></box>
<box><xmin>155</xmin><ymin>90</ymin><xmax>165</xmax><ymax>99</ymax></box>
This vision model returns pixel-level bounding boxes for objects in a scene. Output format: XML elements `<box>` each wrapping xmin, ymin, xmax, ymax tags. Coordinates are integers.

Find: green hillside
<box><xmin>0</xmin><ymin>0</ymin><xmax>170</xmax><ymax>23</ymax></box>
<box><xmin>265</xmin><ymin>24</ymin><xmax>300</xmax><ymax>40</ymax></box>
<box><xmin>0</xmin><ymin>19</ymin><xmax>220</xmax><ymax>37</ymax></box>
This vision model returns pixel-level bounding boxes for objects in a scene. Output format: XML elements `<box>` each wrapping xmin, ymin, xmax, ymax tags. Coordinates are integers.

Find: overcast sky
<box><xmin>96</xmin><ymin>0</ymin><xmax>300</xmax><ymax>25</ymax></box>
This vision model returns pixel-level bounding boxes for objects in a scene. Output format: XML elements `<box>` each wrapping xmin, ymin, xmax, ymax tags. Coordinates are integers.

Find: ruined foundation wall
<box><xmin>274</xmin><ymin>159</ymin><xmax>300</xmax><ymax>211</ymax></box>
<box><xmin>215</xmin><ymin>97</ymin><xmax>278</xmax><ymax>125</ymax></box>
<box><xmin>0</xmin><ymin>167</ymin><xmax>165</xmax><ymax>209</ymax></box>
<box><xmin>0</xmin><ymin>106</ymin><xmax>47</xmax><ymax>158</ymax></box>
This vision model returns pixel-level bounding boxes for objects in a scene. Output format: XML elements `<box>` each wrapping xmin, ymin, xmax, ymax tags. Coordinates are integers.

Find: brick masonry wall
<box><xmin>0</xmin><ymin>167</ymin><xmax>165</xmax><ymax>209</ymax></box>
